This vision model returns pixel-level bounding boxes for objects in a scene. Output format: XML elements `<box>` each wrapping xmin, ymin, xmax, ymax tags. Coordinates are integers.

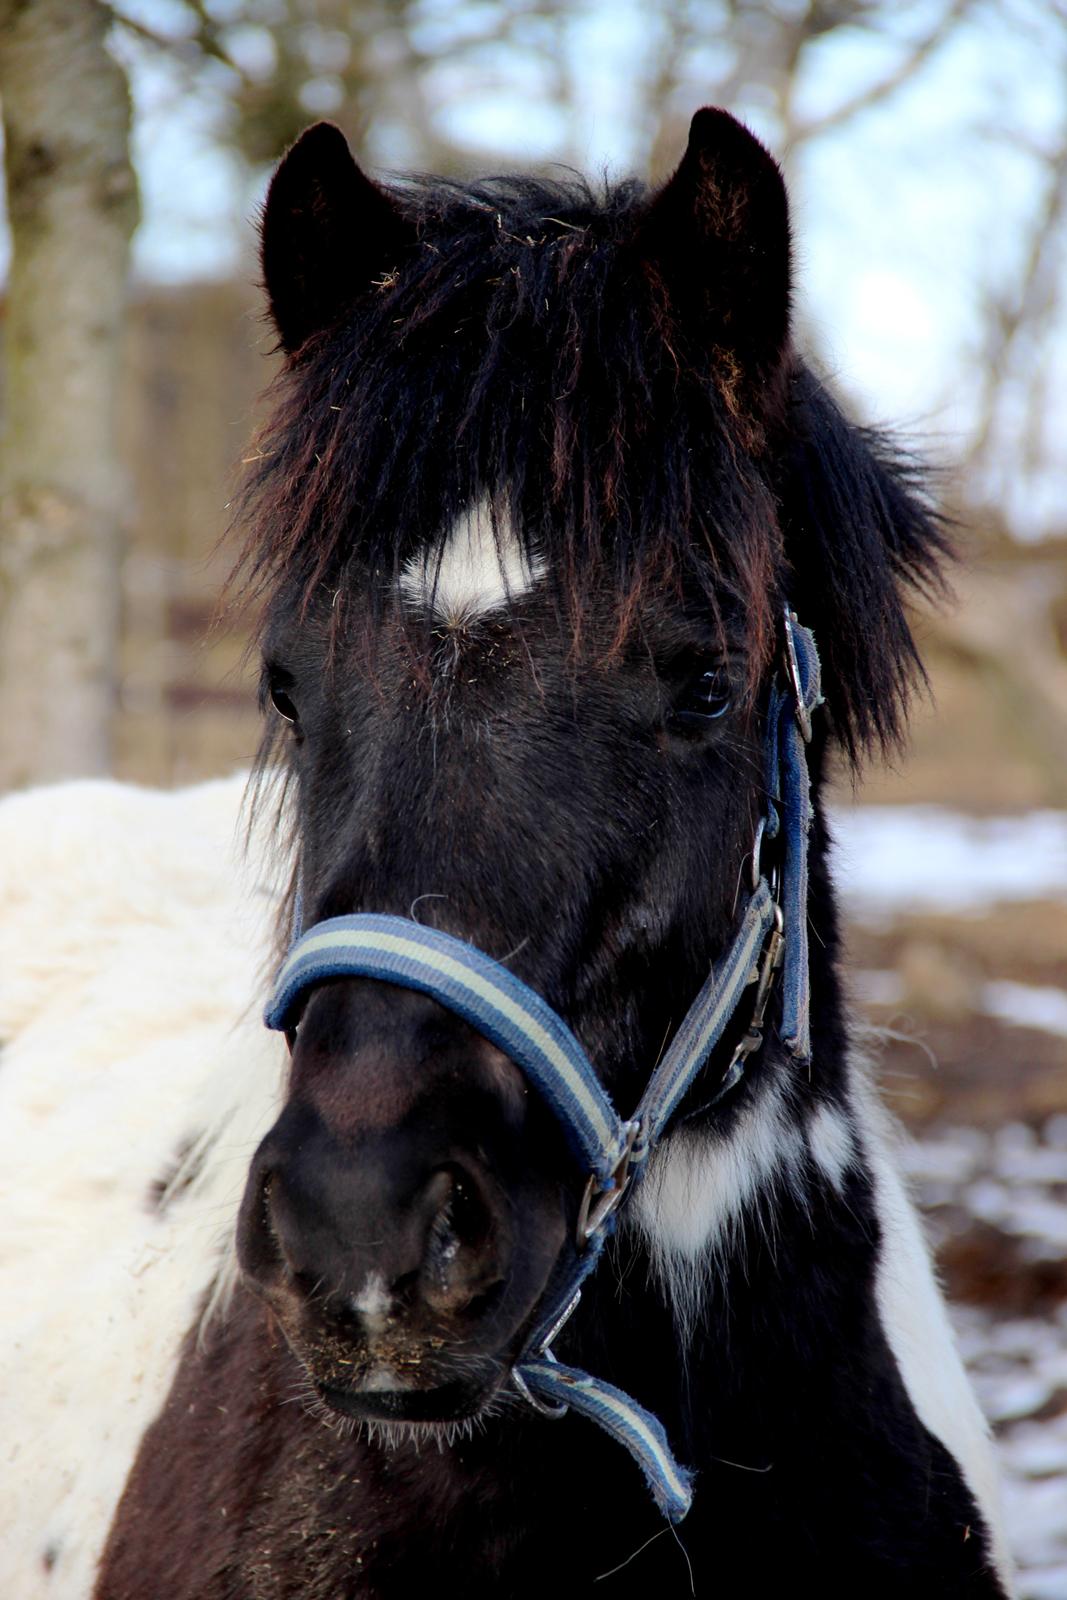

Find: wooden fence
<box><xmin>85</xmin><ymin>281</ymin><xmax>1067</xmax><ymax>806</ymax></box>
<box><xmin>115</xmin><ymin>280</ymin><xmax>277</xmax><ymax>785</ymax></box>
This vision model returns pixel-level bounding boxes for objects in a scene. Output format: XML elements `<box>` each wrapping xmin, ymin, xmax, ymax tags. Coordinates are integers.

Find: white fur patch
<box><xmin>399</xmin><ymin>498</ymin><xmax>544</xmax><ymax>623</ymax></box>
<box><xmin>0</xmin><ymin>773</ymin><xmax>288</xmax><ymax>1598</ymax></box>
<box><xmin>352</xmin><ymin>1271</ymin><xmax>392</xmax><ymax>1333</ymax></box>
<box><xmin>851</xmin><ymin>1073</ymin><xmax>1015</xmax><ymax>1590</ymax></box>
<box><xmin>634</xmin><ymin>1064</ymin><xmax>1011</xmax><ymax>1586</ymax></box>
<box><xmin>362</xmin><ymin>1367</ymin><xmax>407</xmax><ymax>1393</ymax></box>
<box><xmin>631</xmin><ymin>1083</ymin><xmax>805</xmax><ymax>1336</ymax></box>
<box><xmin>807</xmin><ymin>1102</ymin><xmax>856</xmax><ymax>1192</ymax></box>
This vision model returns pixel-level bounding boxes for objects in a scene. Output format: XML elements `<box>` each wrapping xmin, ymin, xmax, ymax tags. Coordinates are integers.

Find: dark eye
<box><xmin>267</xmin><ymin>673</ymin><xmax>299</xmax><ymax>726</ymax></box>
<box><xmin>671</xmin><ymin>664</ymin><xmax>732</xmax><ymax>731</ymax></box>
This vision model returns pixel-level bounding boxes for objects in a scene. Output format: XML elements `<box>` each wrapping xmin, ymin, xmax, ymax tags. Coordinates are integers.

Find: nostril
<box><xmin>448</xmin><ymin>1170</ymin><xmax>491</xmax><ymax>1249</ymax></box>
<box><xmin>456</xmin><ymin>1165</ymin><xmax>494</xmax><ymax>1237</ymax></box>
<box><xmin>237</xmin><ymin>1165</ymin><xmax>288</xmax><ymax>1284</ymax></box>
<box><xmin>424</xmin><ymin>1210</ymin><xmax>462</xmax><ymax>1295</ymax></box>
<box><xmin>425</xmin><ymin>1166</ymin><xmax>490</xmax><ymax>1268</ymax></box>
<box><xmin>291</xmin><ymin>1268</ymin><xmax>324</xmax><ymax>1302</ymax></box>
<box><xmin>420</xmin><ymin>1164</ymin><xmax>504</xmax><ymax>1316</ymax></box>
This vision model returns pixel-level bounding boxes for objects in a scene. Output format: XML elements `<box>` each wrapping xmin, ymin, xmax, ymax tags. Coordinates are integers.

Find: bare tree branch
<box><xmin>792</xmin><ymin>0</ymin><xmax>974</xmax><ymax>143</ymax></box>
<box><xmin>112</xmin><ymin>0</ymin><xmax>254</xmax><ymax>86</ymax></box>
<box><xmin>963</xmin><ymin>116</ymin><xmax>1067</xmax><ymax>476</ymax></box>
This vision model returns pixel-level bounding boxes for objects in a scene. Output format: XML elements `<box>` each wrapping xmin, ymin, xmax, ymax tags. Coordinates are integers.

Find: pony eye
<box><xmin>672</xmin><ymin>664</ymin><xmax>732</xmax><ymax>730</ymax></box>
<box><xmin>269</xmin><ymin>681</ymin><xmax>299</xmax><ymax>725</ymax></box>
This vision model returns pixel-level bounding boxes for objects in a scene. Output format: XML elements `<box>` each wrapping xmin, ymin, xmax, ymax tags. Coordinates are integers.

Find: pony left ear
<box><xmin>261</xmin><ymin>122</ymin><xmax>415</xmax><ymax>355</ymax></box>
<box><xmin>637</xmin><ymin>108</ymin><xmax>791</xmax><ymax>381</ymax></box>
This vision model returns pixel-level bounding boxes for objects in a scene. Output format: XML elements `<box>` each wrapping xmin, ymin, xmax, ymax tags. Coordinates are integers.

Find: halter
<box><xmin>265</xmin><ymin>610</ymin><xmax>822</xmax><ymax>1523</ymax></box>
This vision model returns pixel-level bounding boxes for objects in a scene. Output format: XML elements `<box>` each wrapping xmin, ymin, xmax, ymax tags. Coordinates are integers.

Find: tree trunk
<box><xmin>0</xmin><ymin>0</ymin><xmax>138</xmax><ymax>787</ymax></box>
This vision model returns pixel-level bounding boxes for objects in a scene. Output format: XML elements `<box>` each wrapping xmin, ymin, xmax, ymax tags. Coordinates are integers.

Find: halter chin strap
<box><xmin>264</xmin><ymin>611</ymin><xmax>822</xmax><ymax>1523</ymax></box>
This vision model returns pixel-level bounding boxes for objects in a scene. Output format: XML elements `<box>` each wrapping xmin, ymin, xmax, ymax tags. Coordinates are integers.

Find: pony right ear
<box><xmin>261</xmin><ymin>122</ymin><xmax>415</xmax><ymax>355</ymax></box>
<box><xmin>635</xmin><ymin>108</ymin><xmax>791</xmax><ymax>385</ymax></box>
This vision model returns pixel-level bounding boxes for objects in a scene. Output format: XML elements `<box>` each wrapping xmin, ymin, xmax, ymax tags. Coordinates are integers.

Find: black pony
<box><xmin>97</xmin><ymin>112</ymin><xmax>1011</xmax><ymax>1596</ymax></box>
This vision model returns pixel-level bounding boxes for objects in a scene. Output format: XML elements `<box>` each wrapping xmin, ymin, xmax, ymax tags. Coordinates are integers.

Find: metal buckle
<box><xmin>539</xmin><ymin>1289</ymin><xmax>583</xmax><ymax>1351</ymax></box>
<box><xmin>782</xmin><ymin>608</ymin><xmax>812</xmax><ymax>744</ymax></box>
<box><xmin>575</xmin><ymin>1120</ymin><xmax>639</xmax><ymax>1249</ymax></box>
<box><xmin>729</xmin><ymin>901</ymin><xmax>784</xmax><ymax>1072</ymax></box>
<box><xmin>750</xmin><ymin>813</ymin><xmax>781</xmax><ymax>898</ymax></box>
<box><xmin>678</xmin><ymin>902</ymin><xmax>786</xmax><ymax>1123</ymax></box>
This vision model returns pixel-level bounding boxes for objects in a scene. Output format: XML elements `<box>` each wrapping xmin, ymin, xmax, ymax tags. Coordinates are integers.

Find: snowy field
<box><xmin>905</xmin><ymin>1126</ymin><xmax>1067</xmax><ymax>1600</ymax></box>
<box><xmin>835</xmin><ymin>804</ymin><xmax>1067</xmax><ymax>1598</ymax></box>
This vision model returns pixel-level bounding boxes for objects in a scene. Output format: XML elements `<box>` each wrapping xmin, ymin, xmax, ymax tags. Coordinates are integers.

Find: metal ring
<box><xmin>511</xmin><ymin>1366</ymin><xmax>568</xmax><ymax>1419</ymax></box>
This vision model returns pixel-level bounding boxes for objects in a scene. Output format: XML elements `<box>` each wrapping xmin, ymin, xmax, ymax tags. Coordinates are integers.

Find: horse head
<box><xmin>234</xmin><ymin>111</ymin><xmax>944</xmax><ymax>1449</ymax></box>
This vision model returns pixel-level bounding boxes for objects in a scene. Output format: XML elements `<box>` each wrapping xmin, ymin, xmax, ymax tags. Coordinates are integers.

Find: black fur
<box><xmin>97</xmin><ymin>114</ymin><xmax>1001</xmax><ymax>1598</ymax></box>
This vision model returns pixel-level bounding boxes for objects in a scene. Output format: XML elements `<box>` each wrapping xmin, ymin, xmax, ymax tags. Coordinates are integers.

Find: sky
<box><xmin>8</xmin><ymin>0</ymin><xmax>1067</xmax><ymax>535</ymax></box>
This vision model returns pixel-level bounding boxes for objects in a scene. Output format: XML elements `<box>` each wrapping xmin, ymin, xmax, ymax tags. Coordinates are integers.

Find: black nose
<box><xmin>238</xmin><ymin>1099</ymin><xmax>509</xmax><ymax>1334</ymax></box>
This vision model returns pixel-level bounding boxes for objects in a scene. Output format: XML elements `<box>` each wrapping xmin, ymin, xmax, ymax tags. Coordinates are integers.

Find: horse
<box><xmin>3</xmin><ymin>108</ymin><xmax>1012</xmax><ymax>1596</ymax></box>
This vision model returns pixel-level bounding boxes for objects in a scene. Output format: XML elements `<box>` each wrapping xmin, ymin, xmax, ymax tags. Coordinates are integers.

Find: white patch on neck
<box><xmin>351</xmin><ymin>1271</ymin><xmax>393</xmax><ymax>1333</ymax></box>
<box><xmin>399</xmin><ymin>498</ymin><xmax>544</xmax><ymax>623</ymax></box>
<box><xmin>630</xmin><ymin>1081</ymin><xmax>805</xmax><ymax>1338</ymax></box>
<box><xmin>635</xmin><ymin>1061</ymin><xmax>1012</xmax><ymax>1587</ymax></box>
<box><xmin>850</xmin><ymin>1068</ymin><xmax>1014</xmax><ymax>1591</ymax></box>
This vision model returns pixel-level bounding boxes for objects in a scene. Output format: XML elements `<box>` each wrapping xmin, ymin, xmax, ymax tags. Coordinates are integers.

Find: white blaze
<box><xmin>351</xmin><ymin>1271</ymin><xmax>393</xmax><ymax>1334</ymax></box>
<box><xmin>399</xmin><ymin>498</ymin><xmax>544</xmax><ymax>623</ymax></box>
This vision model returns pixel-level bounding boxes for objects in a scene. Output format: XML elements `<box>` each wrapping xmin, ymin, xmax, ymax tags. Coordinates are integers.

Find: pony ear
<box><xmin>261</xmin><ymin>122</ymin><xmax>415</xmax><ymax>354</ymax></box>
<box><xmin>636</xmin><ymin>108</ymin><xmax>791</xmax><ymax>380</ymax></box>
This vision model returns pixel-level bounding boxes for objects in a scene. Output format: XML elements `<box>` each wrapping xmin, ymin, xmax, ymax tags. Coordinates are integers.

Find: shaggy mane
<box><xmin>236</xmin><ymin>174</ymin><xmax>780</xmax><ymax>663</ymax></box>
<box><xmin>234</xmin><ymin>169</ymin><xmax>950</xmax><ymax>762</ymax></box>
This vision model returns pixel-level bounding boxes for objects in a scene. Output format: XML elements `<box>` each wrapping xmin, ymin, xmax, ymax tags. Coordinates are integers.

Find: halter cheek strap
<box><xmin>264</xmin><ymin>613</ymin><xmax>822</xmax><ymax>1523</ymax></box>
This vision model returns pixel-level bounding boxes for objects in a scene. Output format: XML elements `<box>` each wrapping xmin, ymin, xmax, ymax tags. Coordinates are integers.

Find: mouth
<box><xmin>316</xmin><ymin>1373</ymin><xmax>497</xmax><ymax>1425</ymax></box>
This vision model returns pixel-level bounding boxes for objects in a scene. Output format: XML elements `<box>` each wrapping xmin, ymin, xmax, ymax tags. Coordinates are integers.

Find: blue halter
<box><xmin>265</xmin><ymin>611</ymin><xmax>822</xmax><ymax>1523</ymax></box>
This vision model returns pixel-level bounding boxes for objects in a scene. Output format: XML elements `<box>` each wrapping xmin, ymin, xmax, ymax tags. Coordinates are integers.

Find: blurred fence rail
<box><xmin>856</xmin><ymin>536</ymin><xmax>1067</xmax><ymax>812</ymax></box>
<box><xmin>3</xmin><ymin>277</ymin><xmax>1065</xmax><ymax>799</ymax></box>
<box><xmin>114</xmin><ymin>279</ymin><xmax>275</xmax><ymax>785</ymax></box>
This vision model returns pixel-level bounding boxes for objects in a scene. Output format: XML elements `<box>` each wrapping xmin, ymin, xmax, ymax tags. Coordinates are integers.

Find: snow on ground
<box><xmin>836</xmin><ymin>805</ymin><xmax>1067</xmax><ymax>1594</ymax></box>
<box><xmin>903</xmin><ymin>1123</ymin><xmax>1067</xmax><ymax>1599</ymax></box>
<box><xmin>984</xmin><ymin>983</ymin><xmax>1067</xmax><ymax>1042</ymax></box>
<box><xmin>832</xmin><ymin>806</ymin><xmax>1067</xmax><ymax>916</ymax></box>
<box><xmin>855</xmin><ymin>969</ymin><xmax>1067</xmax><ymax>1042</ymax></box>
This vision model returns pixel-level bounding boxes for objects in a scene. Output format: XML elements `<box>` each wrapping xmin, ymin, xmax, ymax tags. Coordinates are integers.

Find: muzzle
<box><xmin>264</xmin><ymin>610</ymin><xmax>822</xmax><ymax>1522</ymax></box>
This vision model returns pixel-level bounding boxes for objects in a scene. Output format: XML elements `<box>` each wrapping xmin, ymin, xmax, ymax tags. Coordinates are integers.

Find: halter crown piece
<box><xmin>265</xmin><ymin>610</ymin><xmax>823</xmax><ymax>1524</ymax></box>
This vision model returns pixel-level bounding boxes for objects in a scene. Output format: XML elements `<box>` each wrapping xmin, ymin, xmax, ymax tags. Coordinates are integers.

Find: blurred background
<box><xmin>0</xmin><ymin>1</ymin><xmax>1064</xmax><ymax>1591</ymax></box>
